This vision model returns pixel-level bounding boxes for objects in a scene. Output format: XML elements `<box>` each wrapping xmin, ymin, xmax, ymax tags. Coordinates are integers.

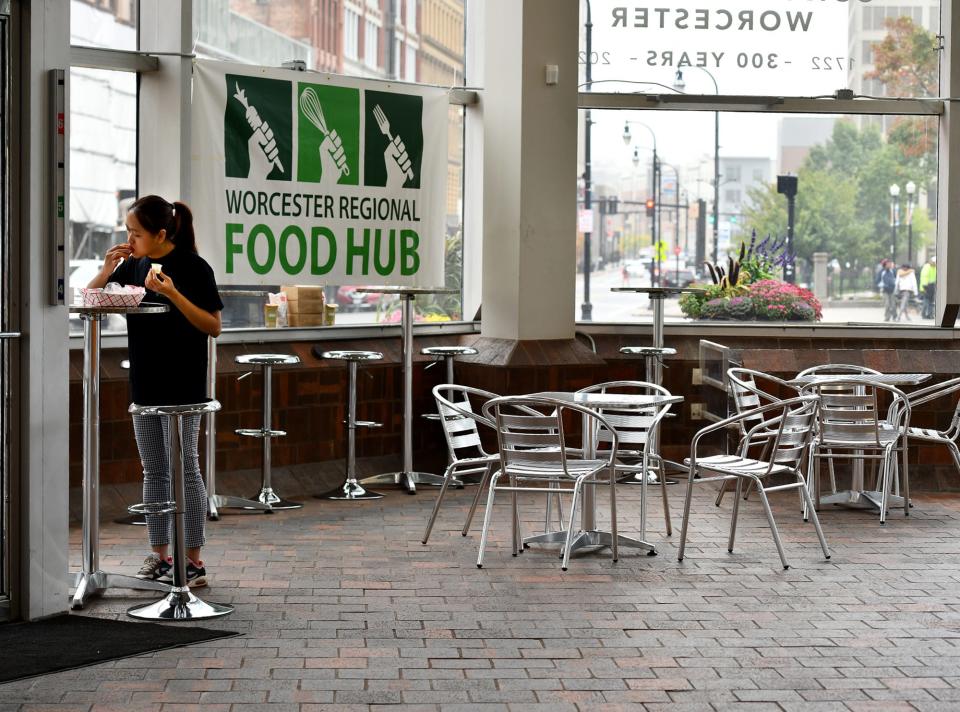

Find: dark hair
<box><xmin>128</xmin><ymin>194</ymin><xmax>197</xmax><ymax>253</ymax></box>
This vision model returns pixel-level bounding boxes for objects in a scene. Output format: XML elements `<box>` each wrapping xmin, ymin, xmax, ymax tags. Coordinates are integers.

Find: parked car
<box><xmin>336</xmin><ymin>286</ymin><xmax>386</xmax><ymax>311</ymax></box>
<box><xmin>662</xmin><ymin>268</ymin><xmax>699</xmax><ymax>289</ymax></box>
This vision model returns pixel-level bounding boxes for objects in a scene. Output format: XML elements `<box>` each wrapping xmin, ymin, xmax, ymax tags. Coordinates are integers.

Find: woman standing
<box><xmin>895</xmin><ymin>263</ymin><xmax>919</xmax><ymax>322</ymax></box>
<box><xmin>87</xmin><ymin>195</ymin><xmax>223</xmax><ymax>587</ymax></box>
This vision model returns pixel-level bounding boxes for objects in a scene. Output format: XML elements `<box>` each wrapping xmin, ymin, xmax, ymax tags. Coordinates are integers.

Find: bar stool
<box><xmin>127</xmin><ymin>400</ymin><xmax>233</xmax><ymax>621</ymax></box>
<box><xmin>421</xmin><ymin>345</ymin><xmax>479</xmax><ymax>487</ymax></box>
<box><xmin>318</xmin><ymin>350</ymin><xmax>384</xmax><ymax>500</ymax></box>
<box><xmin>619</xmin><ymin>346</ymin><xmax>677</xmax><ymax>385</ymax></box>
<box><xmin>421</xmin><ymin>345</ymin><xmax>479</xmax><ymax>393</ymax></box>
<box><xmin>619</xmin><ymin>346</ymin><xmax>678</xmax><ymax>486</ymax></box>
<box><xmin>235</xmin><ymin>353</ymin><xmax>302</xmax><ymax>510</ymax></box>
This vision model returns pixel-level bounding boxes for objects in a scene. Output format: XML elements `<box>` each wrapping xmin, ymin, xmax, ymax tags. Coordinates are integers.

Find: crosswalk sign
<box><xmin>654</xmin><ymin>240</ymin><xmax>668</xmax><ymax>261</ymax></box>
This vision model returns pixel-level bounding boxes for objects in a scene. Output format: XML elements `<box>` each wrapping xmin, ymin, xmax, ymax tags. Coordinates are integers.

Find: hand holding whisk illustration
<box><xmin>373</xmin><ymin>104</ymin><xmax>415</xmax><ymax>186</ymax></box>
<box><xmin>299</xmin><ymin>88</ymin><xmax>349</xmax><ymax>180</ymax></box>
<box><xmin>233</xmin><ymin>84</ymin><xmax>284</xmax><ymax>174</ymax></box>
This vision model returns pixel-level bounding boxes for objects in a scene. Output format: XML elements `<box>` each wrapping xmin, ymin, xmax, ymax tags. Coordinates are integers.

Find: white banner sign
<box><xmin>191</xmin><ymin>60</ymin><xmax>448</xmax><ymax>286</ymax></box>
<box><xmin>589</xmin><ymin>0</ymin><xmax>851</xmax><ymax>96</ymax></box>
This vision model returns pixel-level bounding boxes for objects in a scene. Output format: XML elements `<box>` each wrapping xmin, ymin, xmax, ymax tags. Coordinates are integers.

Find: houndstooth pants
<box><xmin>133</xmin><ymin>413</ymin><xmax>206</xmax><ymax>549</ymax></box>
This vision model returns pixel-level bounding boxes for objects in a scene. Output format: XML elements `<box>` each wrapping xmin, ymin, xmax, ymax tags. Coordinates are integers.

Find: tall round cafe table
<box><xmin>69</xmin><ymin>302</ymin><xmax>171</xmax><ymax>609</ymax></box>
<box><xmin>611</xmin><ymin>286</ymin><xmax>704</xmax><ymax>485</ymax></box>
<box><xmin>610</xmin><ymin>286</ymin><xmax>705</xmax><ymax>386</ymax></box>
<box><xmin>355</xmin><ymin>286</ymin><xmax>457</xmax><ymax>494</ymax></box>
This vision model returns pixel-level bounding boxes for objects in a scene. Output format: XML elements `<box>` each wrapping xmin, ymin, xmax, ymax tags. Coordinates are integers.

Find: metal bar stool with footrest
<box><xmin>318</xmin><ymin>350</ymin><xmax>385</xmax><ymax>500</ymax></box>
<box><xmin>207</xmin><ymin>337</ymin><xmax>272</xmax><ymax>518</ymax></box>
<box><xmin>126</xmin><ymin>400</ymin><xmax>233</xmax><ymax>621</ymax></box>
<box><xmin>421</xmin><ymin>345</ymin><xmax>479</xmax><ymax>487</ymax></box>
<box><xmin>421</xmin><ymin>345</ymin><xmax>479</xmax><ymax>397</ymax></box>
<box><xmin>234</xmin><ymin>353</ymin><xmax>302</xmax><ymax>510</ymax></box>
<box><xmin>618</xmin><ymin>346</ymin><xmax>678</xmax><ymax>485</ymax></box>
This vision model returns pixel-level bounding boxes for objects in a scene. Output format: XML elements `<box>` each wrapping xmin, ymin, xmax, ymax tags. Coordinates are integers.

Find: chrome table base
<box><xmin>361</xmin><ymin>470</ymin><xmax>452</xmax><ymax>494</ymax></box>
<box><xmin>523</xmin><ymin>529</ymin><xmax>657</xmax><ymax>556</ymax></box>
<box><xmin>319</xmin><ymin>480</ymin><xmax>384</xmax><ymax>500</ymax></box>
<box><xmin>127</xmin><ymin>585</ymin><xmax>233</xmax><ymax>621</ymax></box>
<box><xmin>245</xmin><ymin>487</ymin><xmax>301</xmax><ymax>510</ymax></box>
<box><xmin>819</xmin><ymin>489</ymin><xmax>907</xmax><ymax>511</ymax></box>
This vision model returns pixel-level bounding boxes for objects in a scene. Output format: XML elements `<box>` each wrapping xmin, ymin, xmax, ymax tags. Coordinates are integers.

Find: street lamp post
<box><xmin>889</xmin><ymin>183</ymin><xmax>901</xmax><ymax>264</ymax></box>
<box><xmin>659</xmin><ymin>161</ymin><xmax>681</xmax><ymax>285</ymax></box>
<box><xmin>580</xmin><ymin>0</ymin><xmax>594</xmax><ymax>321</ymax></box>
<box><xmin>674</xmin><ymin>68</ymin><xmax>720</xmax><ymax>264</ymax></box>
<box><xmin>623</xmin><ymin>120</ymin><xmax>658</xmax><ymax>284</ymax></box>
<box><xmin>905</xmin><ymin>180</ymin><xmax>916</xmax><ymax>264</ymax></box>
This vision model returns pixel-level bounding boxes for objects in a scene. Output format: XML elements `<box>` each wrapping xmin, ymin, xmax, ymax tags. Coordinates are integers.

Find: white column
<box><xmin>20</xmin><ymin>0</ymin><xmax>71</xmax><ymax>619</ymax></box>
<box><xmin>480</xmin><ymin>0</ymin><xmax>578</xmax><ymax>340</ymax></box>
<box><xmin>138</xmin><ymin>0</ymin><xmax>193</xmax><ymax>200</ymax></box>
<box><xmin>937</xmin><ymin>1</ymin><xmax>960</xmax><ymax>326</ymax></box>
<box><xmin>461</xmin><ymin>0</ymin><xmax>484</xmax><ymax>321</ymax></box>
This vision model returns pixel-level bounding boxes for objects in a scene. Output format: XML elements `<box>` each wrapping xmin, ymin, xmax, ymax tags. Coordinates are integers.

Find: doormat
<box><xmin>0</xmin><ymin>613</ymin><xmax>239</xmax><ymax>683</ymax></box>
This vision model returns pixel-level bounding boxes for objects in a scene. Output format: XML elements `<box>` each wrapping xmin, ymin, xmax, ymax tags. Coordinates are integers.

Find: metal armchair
<box><xmin>801</xmin><ymin>378</ymin><xmax>911</xmax><ymax>525</ymax></box>
<box><xmin>575</xmin><ymin>381</ymin><xmax>675</xmax><ymax>536</ymax></box>
<box><xmin>422</xmin><ymin>385</ymin><xmax>564</xmax><ymax>545</ymax></box>
<box><xmin>478</xmin><ymin>396</ymin><xmax>619</xmax><ymax>571</ymax></box>
<box><xmin>678</xmin><ymin>395</ymin><xmax>829</xmax><ymax>569</ymax></box>
<box><xmin>904</xmin><ymin>376</ymin><xmax>960</xmax><ymax>478</ymax></box>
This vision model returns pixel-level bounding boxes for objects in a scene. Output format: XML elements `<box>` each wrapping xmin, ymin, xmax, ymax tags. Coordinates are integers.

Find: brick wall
<box><xmin>69</xmin><ymin>333</ymin><xmax>960</xmax><ymax>491</ymax></box>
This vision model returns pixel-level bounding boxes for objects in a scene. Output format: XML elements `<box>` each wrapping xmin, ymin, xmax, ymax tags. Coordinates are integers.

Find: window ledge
<box><xmin>68</xmin><ymin>320</ymin><xmax>481</xmax><ymax>350</ymax></box>
<box><xmin>575</xmin><ymin>321</ymin><xmax>960</xmax><ymax>340</ymax></box>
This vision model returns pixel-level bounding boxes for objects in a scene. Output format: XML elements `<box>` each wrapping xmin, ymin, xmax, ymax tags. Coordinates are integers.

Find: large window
<box><xmin>578</xmin><ymin>0</ymin><xmax>942</xmax><ymax>327</ymax></box>
<box><xmin>71</xmin><ymin>0</ymin><xmax>137</xmax><ymax>51</ymax></box>
<box><xmin>364</xmin><ymin>19</ymin><xmax>379</xmax><ymax>69</ymax></box>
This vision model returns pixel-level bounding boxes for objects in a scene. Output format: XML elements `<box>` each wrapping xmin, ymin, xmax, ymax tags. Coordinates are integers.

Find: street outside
<box><xmin>575</xmin><ymin>263</ymin><xmax>936</xmax><ymax>326</ymax></box>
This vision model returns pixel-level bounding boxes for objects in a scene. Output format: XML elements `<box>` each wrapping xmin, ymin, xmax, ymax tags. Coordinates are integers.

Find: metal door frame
<box><xmin>1</xmin><ymin>0</ymin><xmax>22</xmax><ymax>622</ymax></box>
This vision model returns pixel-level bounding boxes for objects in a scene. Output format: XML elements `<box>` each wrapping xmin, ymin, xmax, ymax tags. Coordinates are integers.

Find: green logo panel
<box><xmin>297</xmin><ymin>83</ymin><xmax>360</xmax><ymax>186</ymax></box>
<box><xmin>363</xmin><ymin>90</ymin><xmax>423</xmax><ymax>190</ymax></box>
<box><xmin>224</xmin><ymin>74</ymin><xmax>292</xmax><ymax>182</ymax></box>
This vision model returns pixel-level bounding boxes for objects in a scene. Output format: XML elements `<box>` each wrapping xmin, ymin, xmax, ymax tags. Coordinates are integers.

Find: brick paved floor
<box><xmin>5</xmin><ymin>472</ymin><xmax>960</xmax><ymax>711</ymax></box>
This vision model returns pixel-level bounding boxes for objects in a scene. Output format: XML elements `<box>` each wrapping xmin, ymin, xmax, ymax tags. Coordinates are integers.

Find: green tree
<box><xmin>743</xmin><ymin>120</ymin><xmax>922</xmax><ymax>270</ymax></box>
<box><xmin>865</xmin><ymin>16</ymin><xmax>938</xmax><ymax>97</ymax></box>
<box><xmin>865</xmin><ymin>17</ymin><xmax>939</xmax><ymax>188</ymax></box>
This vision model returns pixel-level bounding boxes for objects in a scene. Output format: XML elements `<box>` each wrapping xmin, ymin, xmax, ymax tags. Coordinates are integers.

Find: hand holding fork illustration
<box><xmin>233</xmin><ymin>84</ymin><xmax>284</xmax><ymax>177</ymax></box>
<box><xmin>373</xmin><ymin>104</ymin><xmax>415</xmax><ymax>188</ymax></box>
<box><xmin>299</xmin><ymin>88</ymin><xmax>349</xmax><ymax>183</ymax></box>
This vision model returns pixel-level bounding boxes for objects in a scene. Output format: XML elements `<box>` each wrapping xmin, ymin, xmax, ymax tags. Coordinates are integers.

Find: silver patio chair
<box><xmin>904</xmin><ymin>376</ymin><xmax>960</xmax><ymax>476</ymax></box>
<box><xmin>716</xmin><ymin>368</ymin><xmax>801</xmax><ymax>507</ymax></box>
<box><xmin>574</xmin><ymin>381</ymin><xmax>675</xmax><ymax>536</ymax></box>
<box><xmin>478</xmin><ymin>396</ymin><xmax>618</xmax><ymax>571</ymax></box>
<box><xmin>795</xmin><ymin>364</ymin><xmax>883</xmax><ymax>501</ymax></box>
<box><xmin>422</xmin><ymin>385</ymin><xmax>564</xmax><ymax>545</ymax></box>
<box><xmin>678</xmin><ymin>395</ymin><xmax>830</xmax><ymax>570</ymax></box>
<box><xmin>800</xmin><ymin>378</ymin><xmax>911</xmax><ymax>525</ymax></box>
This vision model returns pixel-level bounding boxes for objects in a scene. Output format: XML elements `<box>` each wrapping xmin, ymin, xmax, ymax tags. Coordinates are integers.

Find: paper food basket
<box><xmin>78</xmin><ymin>287</ymin><xmax>147</xmax><ymax>308</ymax></box>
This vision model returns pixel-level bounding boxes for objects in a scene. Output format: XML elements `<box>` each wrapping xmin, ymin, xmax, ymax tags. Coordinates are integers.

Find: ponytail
<box><xmin>128</xmin><ymin>195</ymin><xmax>199</xmax><ymax>254</ymax></box>
<box><xmin>171</xmin><ymin>201</ymin><xmax>197</xmax><ymax>253</ymax></box>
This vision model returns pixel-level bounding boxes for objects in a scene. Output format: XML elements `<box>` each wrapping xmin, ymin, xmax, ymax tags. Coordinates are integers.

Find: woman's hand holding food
<box><xmin>145</xmin><ymin>267</ymin><xmax>177</xmax><ymax>298</ymax></box>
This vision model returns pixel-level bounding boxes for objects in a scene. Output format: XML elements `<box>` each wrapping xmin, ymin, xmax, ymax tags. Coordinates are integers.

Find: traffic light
<box><xmin>707</xmin><ymin>214</ymin><xmax>715</xmax><ymax>225</ymax></box>
<box><xmin>645</xmin><ymin>198</ymin><xmax>655</xmax><ymax>217</ymax></box>
<box><xmin>608</xmin><ymin>197</ymin><xmax>618</xmax><ymax>214</ymax></box>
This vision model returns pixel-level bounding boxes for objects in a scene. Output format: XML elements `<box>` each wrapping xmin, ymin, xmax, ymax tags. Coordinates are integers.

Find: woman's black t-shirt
<box><xmin>110</xmin><ymin>246</ymin><xmax>224</xmax><ymax>405</ymax></box>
